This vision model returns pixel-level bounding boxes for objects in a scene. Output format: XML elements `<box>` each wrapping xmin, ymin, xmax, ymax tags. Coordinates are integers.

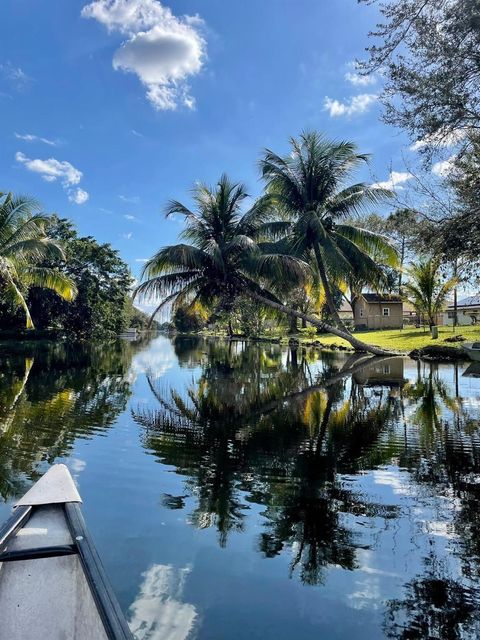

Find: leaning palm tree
<box><xmin>259</xmin><ymin>131</ymin><xmax>398</xmax><ymax>329</ymax></box>
<box><xmin>404</xmin><ymin>257</ymin><xmax>457</xmax><ymax>328</ymax></box>
<box><xmin>0</xmin><ymin>192</ymin><xmax>77</xmax><ymax>328</ymax></box>
<box><xmin>135</xmin><ymin>174</ymin><xmax>392</xmax><ymax>355</ymax></box>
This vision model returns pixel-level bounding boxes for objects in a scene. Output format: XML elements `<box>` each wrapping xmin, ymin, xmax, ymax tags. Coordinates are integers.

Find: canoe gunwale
<box><xmin>0</xmin><ymin>543</ymin><xmax>77</xmax><ymax>563</ymax></box>
<box><xmin>64</xmin><ymin>502</ymin><xmax>134</xmax><ymax>640</ymax></box>
<box><xmin>0</xmin><ymin>505</ymin><xmax>32</xmax><ymax>550</ymax></box>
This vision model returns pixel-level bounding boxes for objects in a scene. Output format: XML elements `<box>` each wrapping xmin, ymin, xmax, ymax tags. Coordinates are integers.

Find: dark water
<box><xmin>1</xmin><ymin>336</ymin><xmax>480</xmax><ymax>639</ymax></box>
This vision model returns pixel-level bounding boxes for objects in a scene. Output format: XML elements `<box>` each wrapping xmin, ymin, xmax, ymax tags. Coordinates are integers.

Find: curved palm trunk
<box><xmin>248</xmin><ymin>291</ymin><xmax>394</xmax><ymax>356</ymax></box>
<box><xmin>313</xmin><ymin>244</ymin><xmax>349</xmax><ymax>332</ymax></box>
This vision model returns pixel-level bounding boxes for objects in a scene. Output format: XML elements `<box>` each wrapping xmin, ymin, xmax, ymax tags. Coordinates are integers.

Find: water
<box><xmin>1</xmin><ymin>335</ymin><xmax>480</xmax><ymax>639</ymax></box>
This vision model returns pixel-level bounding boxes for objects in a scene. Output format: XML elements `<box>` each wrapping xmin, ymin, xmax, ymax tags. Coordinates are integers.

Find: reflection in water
<box><xmin>0</xmin><ymin>341</ymin><xmax>136</xmax><ymax>500</ymax></box>
<box><xmin>1</xmin><ymin>336</ymin><xmax>480</xmax><ymax>638</ymax></box>
<box><xmin>131</xmin><ymin>338</ymin><xmax>480</xmax><ymax>637</ymax></box>
<box><xmin>128</xmin><ymin>564</ymin><xmax>197</xmax><ymax>640</ymax></box>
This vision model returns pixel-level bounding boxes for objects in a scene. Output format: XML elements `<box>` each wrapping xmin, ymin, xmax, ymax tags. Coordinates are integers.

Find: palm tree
<box><xmin>0</xmin><ymin>192</ymin><xmax>77</xmax><ymax>328</ymax></box>
<box><xmin>135</xmin><ymin>174</ymin><xmax>393</xmax><ymax>355</ymax></box>
<box><xmin>404</xmin><ymin>257</ymin><xmax>457</xmax><ymax>328</ymax></box>
<box><xmin>259</xmin><ymin>131</ymin><xmax>398</xmax><ymax>329</ymax></box>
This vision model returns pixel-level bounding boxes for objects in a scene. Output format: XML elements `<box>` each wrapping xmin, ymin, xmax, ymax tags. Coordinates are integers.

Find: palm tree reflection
<box><xmin>133</xmin><ymin>342</ymin><xmax>401</xmax><ymax>580</ymax></box>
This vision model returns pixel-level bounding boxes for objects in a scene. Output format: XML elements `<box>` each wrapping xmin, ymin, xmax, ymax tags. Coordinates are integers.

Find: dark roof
<box><xmin>362</xmin><ymin>293</ymin><xmax>402</xmax><ymax>304</ymax></box>
<box><xmin>448</xmin><ymin>294</ymin><xmax>480</xmax><ymax>309</ymax></box>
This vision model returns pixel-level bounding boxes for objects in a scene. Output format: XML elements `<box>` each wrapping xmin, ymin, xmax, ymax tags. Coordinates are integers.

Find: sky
<box><xmin>1</xmin><ymin>0</ymin><xmax>428</xmax><ymax>291</ymax></box>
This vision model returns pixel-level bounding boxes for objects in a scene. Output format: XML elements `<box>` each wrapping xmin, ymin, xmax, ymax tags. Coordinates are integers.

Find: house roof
<box><xmin>448</xmin><ymin>294</ymin><xmax>480</xmax><ymax>309</ymax></box>
<box><xmin>362</xmin><ymin>293</ymin><xmax>403</xmax><ymax>304</ymax></box>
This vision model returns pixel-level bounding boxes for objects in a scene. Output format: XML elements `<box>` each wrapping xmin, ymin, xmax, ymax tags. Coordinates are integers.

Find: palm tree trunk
<box><xmin>248</xmin><ymin>290</ymin><xmax>394</xmax><ymax>356</ymax></box>
<box><xmin>313</xmin><ymin>244</ymin><xmax>349</xmax><ymax>332</ymax></box>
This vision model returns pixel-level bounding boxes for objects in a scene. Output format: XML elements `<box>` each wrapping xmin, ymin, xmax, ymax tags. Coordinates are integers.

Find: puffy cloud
<box><xmin>324</xmin><ymin>93</ymin><xmax>377</xmax><ymax>117</ymax></box>
<box><xmin>371</xmin><ymin>171</ymin><xmax>412</xmax><ymax>190</ymax></box>
<box><xmin>431</xmin><ymin>155</ymin><xmax>457</xmax><ymax>177</ymax></box>
<box><xmin>15</xmin><ymin>151</ymin><xmax>89</xmax><ymax>204</ymax></box>
<box><xmin>410</xmin><ymin>129</ymin><xmax>466</xmax><ymax>151</ymax></box>
<box><xmin>15</xmin><ymin>132</ymin><xmax>57</xmax><ymax>146</ymax></box>
<box><xmin>81</xmin><ymin>0</ymin><xmax>206</xmax><ymax>111</ymax></box>
<box><xmin>15</xmin><ymin>151</ymin><xmax>81</xmax><ymax>185</ymax></box>
<box><xmin>344</xmin><ymin>71</ymin><xmax>376</xmax><ymax>86</ymax></box>
<box><xmin>69</xmin><ymin>188</ymin><xmax>90</xmax><ymax>204</ymax></box>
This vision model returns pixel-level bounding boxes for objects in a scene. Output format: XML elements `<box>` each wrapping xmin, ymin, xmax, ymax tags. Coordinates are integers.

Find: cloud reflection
<box><xmin>128</xmin><ymin>564</ymin><xmax>197</xmax><ymax>640</ymax></box>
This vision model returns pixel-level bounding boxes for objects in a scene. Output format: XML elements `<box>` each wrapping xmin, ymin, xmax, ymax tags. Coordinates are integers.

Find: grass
<box><xmin>304</xmin><ymin>325</ymin><xmax>480</xmax><ymax>353</ymax></box>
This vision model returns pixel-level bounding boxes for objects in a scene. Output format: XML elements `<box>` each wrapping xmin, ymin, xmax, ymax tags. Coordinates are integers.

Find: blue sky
<box><xmin>1</xmin><ymin>0</ymin><xmax>417</xmax><ymax>285</ymax></box>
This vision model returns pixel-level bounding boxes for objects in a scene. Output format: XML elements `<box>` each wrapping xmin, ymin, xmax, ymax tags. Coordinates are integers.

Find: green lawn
<box><xmin>310</xmin><ymin>325</ymin><xmax>480</xmax><ymax>353</ymax></box>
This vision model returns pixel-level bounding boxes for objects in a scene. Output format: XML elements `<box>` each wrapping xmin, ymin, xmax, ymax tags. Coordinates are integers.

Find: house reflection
<box><xmin>352</xmin><ymin>356</ymin><xmax>407</xmax><ymax>394</ymax></box>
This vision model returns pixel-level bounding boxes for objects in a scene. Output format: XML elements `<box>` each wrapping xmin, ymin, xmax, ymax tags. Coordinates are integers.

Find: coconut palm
<box><xmin>259</xmin><ymin>131</ymin><xmax>398</xmax><ymax>329</ymax></box>
<box><xmin>404</xmin><ymin>258</ymin><xmax>457</xmax><ymax>327</ymax></box>
<box><xmin>135</xmin><ymin>174</ymin><xmax>392</xmax><ymax>355</ymax></box>
<box><xmin>0</xmin><ymin>192</ymin><xmax>77</xmax><ymax>328</ymax></box>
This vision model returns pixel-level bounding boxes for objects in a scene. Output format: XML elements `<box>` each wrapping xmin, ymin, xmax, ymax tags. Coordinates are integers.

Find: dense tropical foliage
<box><xmin>0</xmin><ymin>193</ymin><xmax>76</xmax><ymax>328</ymax></box>
<box><xmin>135</xmin><ymin>168</ymin><xmax>395</xmax><ymax>355</ymax></box>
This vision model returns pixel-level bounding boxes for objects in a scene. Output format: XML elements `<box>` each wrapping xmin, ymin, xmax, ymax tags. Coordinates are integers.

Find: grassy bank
<box><xmin>296</xmin><ymin>325</ymin><xmax>480</xmax><ymax>353</ymax></box>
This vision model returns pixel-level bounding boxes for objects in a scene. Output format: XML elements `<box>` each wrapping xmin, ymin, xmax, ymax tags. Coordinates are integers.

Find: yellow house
<box><xmin>353</xmin><ymin>293</ymin><xmax>403</xmax><ymax>329</ymax></box>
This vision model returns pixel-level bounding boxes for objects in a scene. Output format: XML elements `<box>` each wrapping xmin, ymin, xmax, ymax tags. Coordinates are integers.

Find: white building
<box><xmin>443</xmin><ymin>294</ymin><xmax>480</xmax><ymax>326</ymax></box>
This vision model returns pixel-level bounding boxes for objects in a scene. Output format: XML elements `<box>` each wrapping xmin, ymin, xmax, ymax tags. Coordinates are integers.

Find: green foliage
<box><xmin>404</xmin><ymin>258</ymin><xmax>458</xmax><ymax>327</ymax></box>
<box><xmin>173</xmin><ymin>305</ymin><xmax>205</xmax><ymax>332</ymax></box>
<box><xmin>26</xmin><ymin>217</ymin><xmax>133</xmax><ymax>338</ymax></box>
<box><xmin>0</xmin><ymin>193</ymin><xmax>76</xmax><ymax>329</ymax></box>
<box><xmin>259</xmin><ymin>131</ymin><xmax>398</xmax><ymax>327</ymax></box>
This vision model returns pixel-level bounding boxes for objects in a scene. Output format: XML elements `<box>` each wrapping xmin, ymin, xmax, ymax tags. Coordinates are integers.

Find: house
<box><xmin>443</xmin><ymin>294</ymin><xmax>480</xmax><ymax>326</ymax></box>
<box><xmin>353</xmin><ymin>293</ymin><xmax>403</xmax><ymax>330</ymax></box>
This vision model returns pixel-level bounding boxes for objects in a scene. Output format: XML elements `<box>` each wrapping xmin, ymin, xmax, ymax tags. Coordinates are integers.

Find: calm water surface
<box><xmin>1</xmin><ymin>335</ymin><xmax>480</xmax><ymax>639</ymax></box>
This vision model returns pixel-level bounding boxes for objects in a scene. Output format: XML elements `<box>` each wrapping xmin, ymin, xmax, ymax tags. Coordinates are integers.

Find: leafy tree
<box><xmin>0</xmin><ymin>193</ymin><xmax>76</xmax><ymax>328</ymax></box>
<box><xmin>135</xmin><ymin>174</ymin><xmax>393</xmax><ymax>355</ymax></box>
<box><xmin>404</xmin><ymin>257</ymin><xmax>457</xmax><ymax>327</ymax></box>
<box><xmin>27</xmin><ymin>217</ymin><xmax>133</xmax><ymax>338</ymax></box>
<box><xmin>361</xmin><ymin>0</ymin><xmax>480</xmax><ymax>152</ymax></box>
<box><xmin>259</xmin><ymin>131</ymin><xmax>398</xmax><ymax>328</ymax></box>
<box><xmin>172</xmin><ymin>304</ymin><xmax>205</xmax><ymax>333</ymax></box>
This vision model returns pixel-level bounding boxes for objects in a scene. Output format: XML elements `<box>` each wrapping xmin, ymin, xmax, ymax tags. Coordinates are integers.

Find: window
<box><xmin>359</xmin><ymin>308</ymin><xmax>364</xmax><ymax>317</ymax></box>
<box><xmin>383</xmin><ymin>307</ymin><xmax>390</xmax><ymax>317</ymax></box>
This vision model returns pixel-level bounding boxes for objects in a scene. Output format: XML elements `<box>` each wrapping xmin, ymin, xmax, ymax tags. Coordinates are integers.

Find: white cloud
<box><xmin>371</xmin><ymin>171</ymin><xmax>412</xmax><ymax>190</ymax></box>
<box><xmin>119</xmin><ymin>194</ymin><xmax>140</xmax><ymax>203</ymax></box>
<box><xmin>345</xmin><ymin>72</ymin><xmax>376</xmax><ymax>86</ymax></box>
<box><xmin>0</xmin><ymin>62</ymin><xmax>31</xmax><ymax>88</ymax></box>
<box><xmin>16</xmin><ymin>151</ymin><xmax>82</xmax><ymax>185</ymax></box>
<box><xmin>81</xmin><ymin>0</ymin><xmax>206</xmax><ymax>111</ymax></box>
<box><xmin>324</xmin><ymin>93</ymin><xmax>377</xmax><ymax>117</ymax></box>
<box><xmin>431</xmin><ymin>155</ymin><xmax>457</xmax><ymax>177</ymax></box>
<box><xmin>135</xmin><ymin>258</ymin><xmax>149</xmax><ymax>262</ymax></box>
<box><xmin>15</xmin><ymin>132</ymin><xmax>57</xmax><ymax>146</ymax></box>
<box><xmin>410</xmin><ymin>129</ymin><xmax>466</xmax><ymax>151</ymax></box>
<box><xmin>123</xmin><ymin>232</ymin><xmax>133</xmax><ymax>239</ymax></box>
<box><xmin>69</xmin><ymin>188</ymin><xmax>90</xmax><ymax>205</ymax></box>
<box><xmin>124</xmin><ymin>214</ymin><xmax>137</xmax><ymax>220</ymax></box>
<box><xmin>15</xmin><ymin>151</ymin><xmax>88</xmax><ymax>203</ymax></box>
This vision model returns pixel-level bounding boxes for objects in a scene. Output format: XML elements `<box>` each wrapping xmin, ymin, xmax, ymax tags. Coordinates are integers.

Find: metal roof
<box><xmin>447</xmin><ymin>294</ymin><xmax>480</xmax><ymax>309</ymax></box>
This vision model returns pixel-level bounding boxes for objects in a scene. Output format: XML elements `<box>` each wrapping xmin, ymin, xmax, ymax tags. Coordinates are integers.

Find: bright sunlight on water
<box><xmin>1</xmin><ymin>335</ymin><xmax>480</xmax><ymax>639</ymax></box>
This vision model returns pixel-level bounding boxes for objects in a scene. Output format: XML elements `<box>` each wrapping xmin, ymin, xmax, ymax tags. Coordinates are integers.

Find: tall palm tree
<box><xmin>259</xmin><ymin>131</ymin><xmax>398</xmax><ymax>329</ymax></box>
<box><xmin>135</xmin><ymin>174</ymin><xmax>393</xmax><ymax>355</ymax></box>
<box><xmin>404</xmin><ymin>257</ymin><xmax>457</xmax><ymax>328</ymax></box>
<box><xmin>0</xmin><ymin>192</ymin><xmax>77</xmax><ymax>328</ymax></box>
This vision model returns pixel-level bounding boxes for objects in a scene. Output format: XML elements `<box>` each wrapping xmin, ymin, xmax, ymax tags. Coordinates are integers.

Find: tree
<box><xmin>259</xmin><ymin>131</ymin><xmax>398</xmax><ymax>329</ymax></box>
<box><xmin>0</xmin><ymin>193</ymin><xmax>76</xmax><ymax>329</ymax></box>
<box><xmin>27</xmin><ymin>217</ymin><xmax>133</xmax><ymax>338</ymax></box>
<box><xmin>361</xmin><ymin>0</ymin><xmax>480</xmax><ymax>152</ymax></box>
<box><xmin>404</xmin><ymin>257</ymin><xmax>457</xmax><ymax>328</ymax></box>
<box><xmin>135</xmin><ymin>174</ymin><xmax>394</xmax><ymax>355</ymax></box>
<box><xmin>384</xmin><ymin>208</ymin><xmax>420</xmax><ymax>294</ymax></box>
<box><xmin>361</xmin><ymin>0</ymin><xmax>480</xmax><ymax>261</ymax></box>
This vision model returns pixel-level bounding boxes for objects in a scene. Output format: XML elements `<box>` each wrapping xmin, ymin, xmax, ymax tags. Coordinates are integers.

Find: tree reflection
<box><xmin>133</xmin><ymin>341</ymin><xmax>401</xmax><ymax>581</ymax></box>
<box><xmin>384</xmin><ymin>554</ymin><xmax>480</xmax><ymax>639</ymax></box>
<box><xmin>0</xmin><ymin>341</ymin><xmax>135</xmax><ymax>500</ymax></box>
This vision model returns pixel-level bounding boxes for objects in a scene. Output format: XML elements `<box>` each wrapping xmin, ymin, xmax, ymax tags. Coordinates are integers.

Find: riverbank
<box><xmin>199</xmin><ymin>325</ymin><xmax>480</xmax><ymax>360</ymax></box>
